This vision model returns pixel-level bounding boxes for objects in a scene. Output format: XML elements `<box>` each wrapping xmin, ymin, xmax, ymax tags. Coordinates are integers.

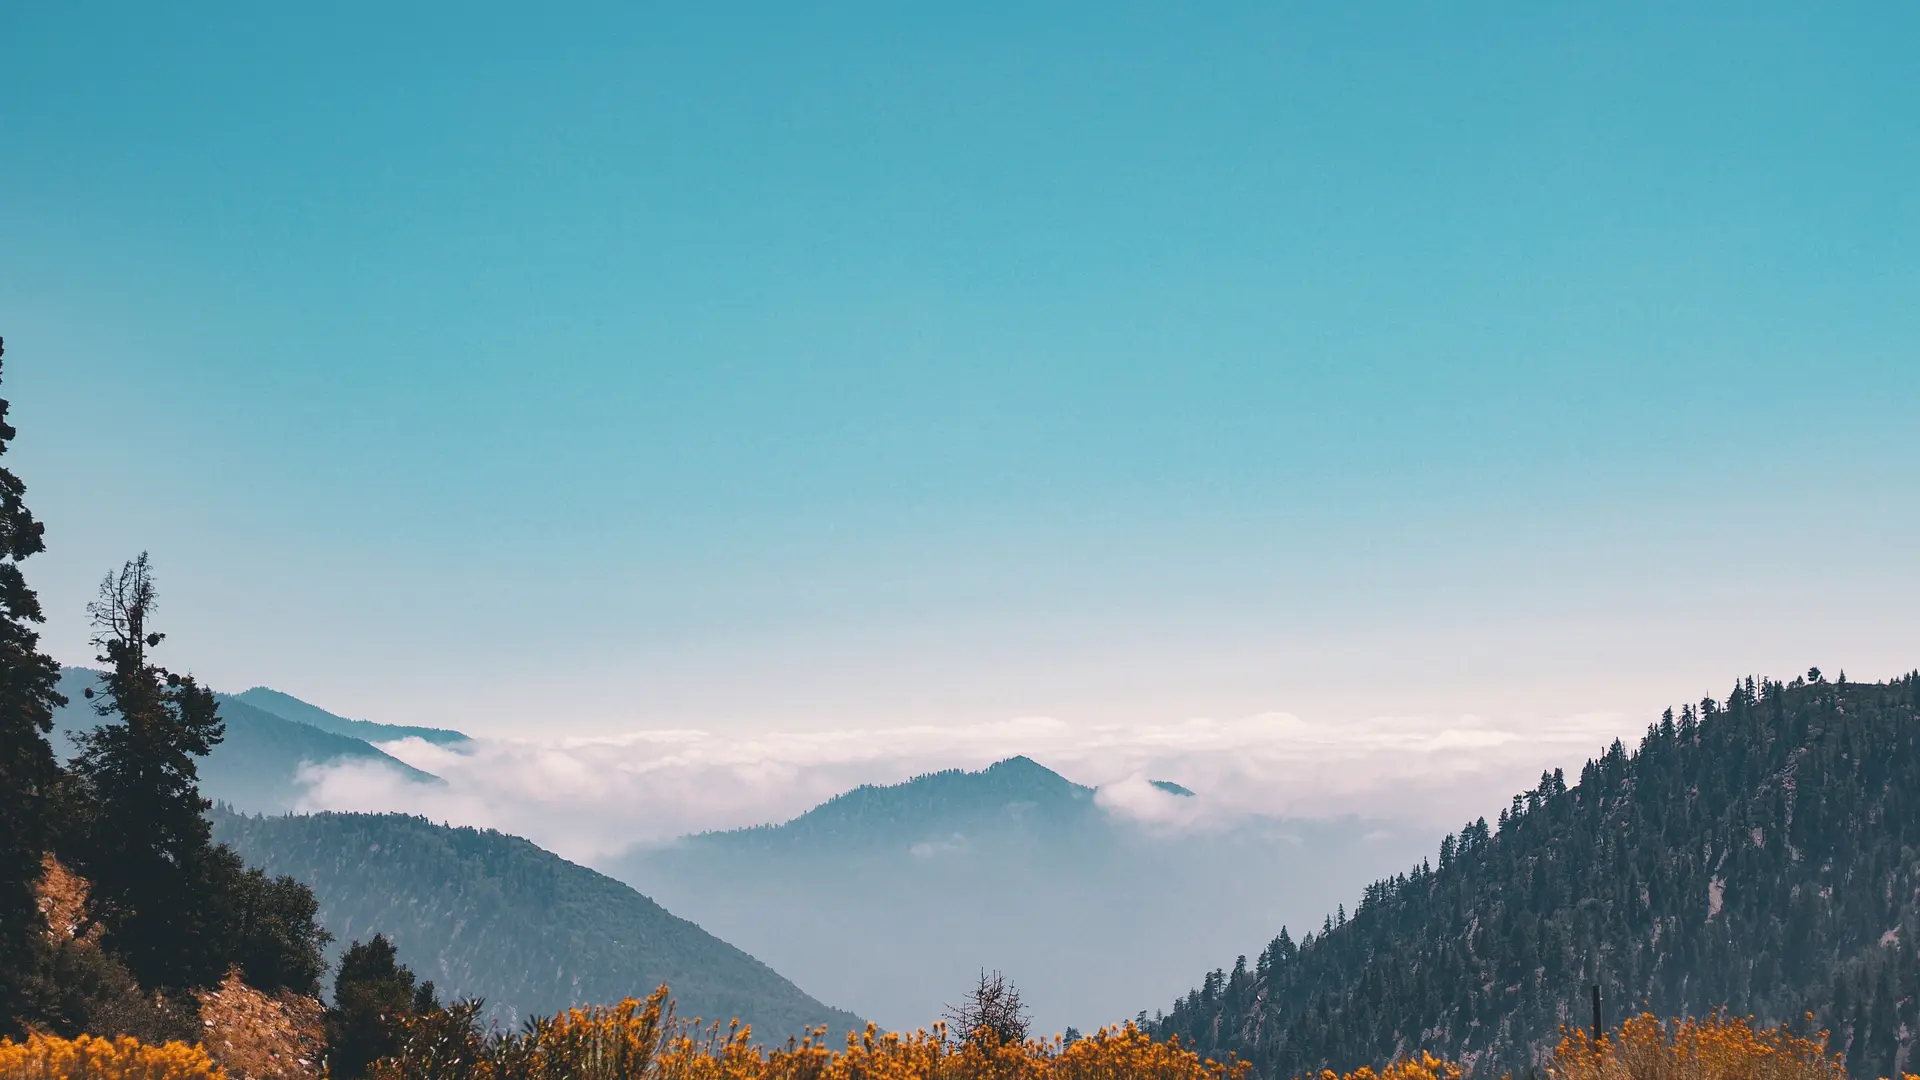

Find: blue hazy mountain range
<box><xmin>54</xmin><ymin>667</ymin><xmax>1425</xmax><ymax>1035</ymax></box>
<box><xmin>233</xmin><ymin>686</ymin><xmax>470</xmax><ymax>746</ymax></box>
<box><xmin>50</xmin><ymin>667</ymin><xmax>466</xmax><ymax>813</ymax></box>
<box><xmin>612</xmin><ymin>757</ymin><xmax>1431</xmax><ymax>1037</ymax></box>
<box><xmin>55</xmin><ymin>666</ymin><xmax>861</xmax><ymax>1036</ymax></box>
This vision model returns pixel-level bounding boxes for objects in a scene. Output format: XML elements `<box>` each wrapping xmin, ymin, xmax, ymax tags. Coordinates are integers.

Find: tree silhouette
<box><xmin>67</xmin><ymin>554</ymin><xmax>233</xmax><ymax>991</ymax></box>
<box><xmin>326</xmin><ymin>935</ymin><xmax>439</xmax><ymax>1080</ymax></box>
<box><xmin>0</xmin><ymin>336</ymin><xmax>70</xmax><ymax>1036</ymax></box>
<box><xmin>944</xmin><ymin>970</ymin><xmax>1030</xmax><ymax>1049</ymax></box>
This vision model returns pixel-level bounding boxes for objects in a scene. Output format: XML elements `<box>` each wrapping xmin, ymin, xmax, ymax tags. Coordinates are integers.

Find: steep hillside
<box><xmin>234</xmin><ymin>687</ymin><xmax>469</xmax><ymax>746</ymax></box>
<box><xmin>211</xmin><ymin>809</ymin><xmax>862</xmax><ymax>1040</ymax></box>
<box><xmin>51</xmin><ymin>669</ymin><xmax>434</xmax><ymax>813</ymax></box>
<box><xmin>1152</xmin><ymin>672</ymin><xmax>1920</xmax><ymax>1078</ymax></box>
<box><xmin>614</xmin><ymin>757</ymin><xmax>1431</xmax><ymax>1036</ymax></box>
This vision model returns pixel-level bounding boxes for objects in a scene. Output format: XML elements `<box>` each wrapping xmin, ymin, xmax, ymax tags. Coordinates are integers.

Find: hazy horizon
<box><xmin>6</xmin><ymin>5</ymin><xmax>1916</xmax><ymax>799</ymax></box>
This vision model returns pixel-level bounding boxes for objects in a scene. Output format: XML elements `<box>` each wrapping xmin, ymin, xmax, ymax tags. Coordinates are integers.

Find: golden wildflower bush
<box><xmin>0</xmin><ymin>1032</ymin><xmax>226</xmax><ymax>1080</ymax></box>
<box><xmin>194</xmin><ymin>970</ymin><xmax>325</xmax><ymax>1080</ymax></box>
<box><xmin>21</xmin><ymin>992</ymin><xmax>1920</xmax><ymax>1080</ymax></box>
<box><xmin>1307</xmin><ymin>1051</ymin><xmax>1462</xmax><ymax>1080</ymax></box>
<box><xmin>366</xmin><ymin>986</ymin><xmax>1249</xmax><ymax>1080</ymax></box>
<box><xmin>1545</xmin><ymin>1011</ymin><xmax>1917</xmax><ymax>1080</ymax></box>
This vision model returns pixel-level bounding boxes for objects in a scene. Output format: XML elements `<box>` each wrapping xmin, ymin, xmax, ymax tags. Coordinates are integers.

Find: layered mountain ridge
<box><xmin>233</xmin><ymin>686</ymin><xmax>469</xmax><ymax>746</ymax></box>
<box><xmin>212</xmin><ymin>808</ymin><xmax>861</xmax><ymax>1039</ymax></box>
<box><xmin>50</xmin><ymin>668</ymin><xmax>445</xmax><ymax>813</ymax></box>
<box><xmin>615</xmin><ymin>755</ymin><xmax>1430</xmax><ymax>1037</ymax></box>
<box><xmin>60</xmin><ymin>669</ymin><xmax>864</xmax><ymax>1039</ymax></box>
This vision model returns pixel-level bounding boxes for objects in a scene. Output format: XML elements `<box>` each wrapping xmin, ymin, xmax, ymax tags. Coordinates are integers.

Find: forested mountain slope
<box><xmin>51</xmin><ymin>668</ymin><xmax>434</xmax><ymax>813</ymax></box>
<box><xmin>615</xmin><ymin>757</ymin><xmax>1431</xmax><ymax>1037</ymax></box>
<box><xmin>1152</xmin><ymin>672</ymin><xmax>1920</xmax><ymax>1078</ymax></box>
<box><xmin>211</xmin><ymin>809</ymin><xmax>862</xmax><ymax>1040</ymax></box>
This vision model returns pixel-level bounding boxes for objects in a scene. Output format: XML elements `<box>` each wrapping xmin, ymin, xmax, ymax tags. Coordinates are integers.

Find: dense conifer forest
<box><xmin>1152</xmin><ymin>672</ymin><xmax>1920</xmax><ymax>1078</ymax></box>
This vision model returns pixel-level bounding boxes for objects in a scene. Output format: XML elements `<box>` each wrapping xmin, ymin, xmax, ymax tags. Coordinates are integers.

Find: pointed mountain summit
<box><xmin>710</xmin><ymin>755</ymin><xmax>1097</xmax><ymax>851</ymax></box>
<box><xmin>613</xmin><ymin>756</ymin><xmax>1426</xmax><ymax>1038</ymax></box>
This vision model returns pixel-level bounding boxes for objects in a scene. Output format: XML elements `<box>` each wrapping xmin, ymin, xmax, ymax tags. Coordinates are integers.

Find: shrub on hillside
<box><xmin>1546</xmin><ymin>1011</ymin><xmax>1914</xmax><ymax>1080</ymax></box>
<box><xmin>194</xmin><ymin>971</ymin><xmax>324</xmax><ymax>1080</ymax></box>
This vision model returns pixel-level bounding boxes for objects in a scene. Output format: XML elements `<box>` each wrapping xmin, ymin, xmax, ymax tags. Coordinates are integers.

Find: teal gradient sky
<box><xmin>3</xmin><ymin>4</ymin><xmax>1916</xmax><ymax>737</ymax></box>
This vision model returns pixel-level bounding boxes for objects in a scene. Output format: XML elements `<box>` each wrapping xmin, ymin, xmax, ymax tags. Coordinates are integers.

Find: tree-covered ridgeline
<box><xmin>1151</xmin><ymin>671</ymin><xmax>1920</xmax><ymax>1078</ymax></box>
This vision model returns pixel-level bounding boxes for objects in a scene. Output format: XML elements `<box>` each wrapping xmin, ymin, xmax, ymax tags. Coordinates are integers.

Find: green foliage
<box><xmin>1152</xmin><ymin>672</ymin><xmax>1920</xmax><ymax>1079</ymax></box>
<box><xmin>18</xmin><ymin>933</ymin><xmax>201</xmax><ymax>1046</ymax></box>
<box><xmin>327</xmin><ymin>934</ymin><xmax>439</xmax><ymax>1080</ymax></box>
<box><xmin>0</xmin><ymin>337</ymin><xmax>69</xmax><ymax>1036</ymax></box>
<box><xmin>212</xmin><ymin>808</ymin><xmax>864</xmax><ymax>1040</ymax></box>
<box><xmin>228</xmin><ymin>864</ymin><xmax>333</xmax><ymax>996</ymax></box>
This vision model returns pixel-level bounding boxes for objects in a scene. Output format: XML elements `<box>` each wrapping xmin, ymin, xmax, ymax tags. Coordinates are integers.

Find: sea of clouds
<box><xmin>293</xmin><ymin>708</ymin><xmax>1643</xmax><ymax>867</ymax></box>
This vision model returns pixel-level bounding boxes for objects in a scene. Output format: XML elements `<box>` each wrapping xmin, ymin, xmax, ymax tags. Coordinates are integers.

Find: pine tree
<box><xmin>0</xmin><ymin>337</ymin><xmax>69</xmax><ymax>1035</ymax></box>
<box><xmin>67</xmin><ymin>554</ymin><xmax>233</xmax><ymax>991</ymax></box>
<box><xmin>229</xmin><ymin>865</ymin><xmax>332</xmax><ymax>995</ymax></box>
<box><xmin>326</xmin><ymin>935</ymin><xmax>438</xmax><ymax>1080</ymax></box>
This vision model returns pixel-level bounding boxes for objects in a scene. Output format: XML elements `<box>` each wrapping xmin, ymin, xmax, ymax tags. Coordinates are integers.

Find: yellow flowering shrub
<box><xmin>47</xmin><ymin>988</ymin><xmax>1920</xmax><ymax>1080</ymax></box>
<box><xmin>1544</xmin><ymin>1011</ymin><xmax>1901</xmax><ymax>1080</ymax></box>
<box><xmin>368</xmin><ymin>985</ymin><xmax>1249</xmax><ymax>1080</ymax></box>
<box><xmin>0</xmin><ymin>1032</ymin><xmax>225</xmax><ymax>1080</ymax></box>
<box><xmin>1310</xmin><ymin>1051</ymin><xmax>1461</xmax><ymax>1080</ymax></box>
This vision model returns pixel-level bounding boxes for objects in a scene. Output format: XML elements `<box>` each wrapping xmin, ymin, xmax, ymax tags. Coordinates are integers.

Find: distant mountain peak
<box><xmin>679</xmin><ymin>755</ymin><xmax>1097</xmax><ymax>852</ymax></box>
<box><xmin>1150</xmin><ymin>779</ymin><xmax>1196</xmax><ymax>797</ymax></box>
<box><xmin>235</xmin><ymin>686</ymin><xmax>470</xmax><ymax>746</ymax></box>
<box><xmin>980</xmin><ymin>754</ymin><xmax>1087</xmax><ymax>792</ymax></box>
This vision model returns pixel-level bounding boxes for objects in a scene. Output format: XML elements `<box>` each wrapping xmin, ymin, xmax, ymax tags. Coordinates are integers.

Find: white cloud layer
<box><xmin>294</xmin><ymin>709</ymin><xmax>1642</xmax><ymax>866</ymax></box>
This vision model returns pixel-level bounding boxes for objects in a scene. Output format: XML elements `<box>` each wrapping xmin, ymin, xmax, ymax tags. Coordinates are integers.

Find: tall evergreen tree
<box><xmin>67</xmin><ymin>554</ymin><xmax>234</xmax><ymax>991</ymax></box>
<box><xmin>325</xmin><ymin>935</ymin><xmax>438</xmax><ymax>1080</ymax></box>
<box><xmin>0</xmin><ymin>337</ymin><xmax>69</xmax><ymax>1035</ymax></box>
<box><xmin>228</xmin><ymin>864</ymin><xmax>332</xmax><ymax>996</ymax></box>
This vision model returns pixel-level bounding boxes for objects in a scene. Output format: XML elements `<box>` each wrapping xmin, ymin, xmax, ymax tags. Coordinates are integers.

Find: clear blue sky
<box><xmin>3</xmin><ymin>4</ymin><xmax>1915</xmax><ymax>735</ymax></box>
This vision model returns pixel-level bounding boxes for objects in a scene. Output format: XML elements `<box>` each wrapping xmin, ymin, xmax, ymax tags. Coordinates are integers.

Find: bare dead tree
<box><xmin>86</xmin><ymin>551</ymin><xmax>161</xmax><ymax>667</ymax></box>
<box><xmin>943</xmin><ymin>969</ymin><xmax>1030</xmax><ymax>1049</ymax></box>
